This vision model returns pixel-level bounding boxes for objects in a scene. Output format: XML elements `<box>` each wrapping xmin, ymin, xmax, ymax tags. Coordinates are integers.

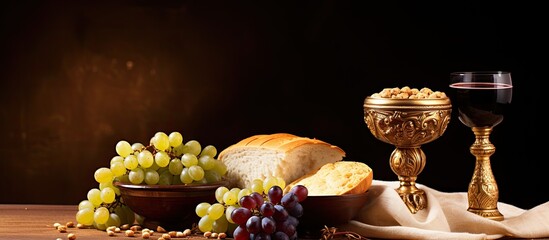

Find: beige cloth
<box><xmin>338</xmin><ymin>180</ymin><xmax>549</xmax><ymax>240</ymax></box>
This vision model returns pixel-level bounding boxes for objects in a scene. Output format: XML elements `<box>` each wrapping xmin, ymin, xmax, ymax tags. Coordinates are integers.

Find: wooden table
<box><xmin>0</xmin><ymin>204</ymin><xmax>212</xmax><ymax>240</ymax></box>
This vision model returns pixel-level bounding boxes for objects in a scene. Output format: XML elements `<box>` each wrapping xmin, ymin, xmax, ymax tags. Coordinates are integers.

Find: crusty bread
<box><xmin>284</xmin><ymin>161</ymin><xmax>373</xmax><ymax>195</ymax></box>
<box><xmin>218</xmin><ymin>133</ymin><xmax>345</xmax><ymax>189</ymax></box>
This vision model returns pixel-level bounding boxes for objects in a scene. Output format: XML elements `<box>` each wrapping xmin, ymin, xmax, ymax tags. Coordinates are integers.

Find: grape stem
<box><xmin>321</xmin><ymin>226</ymin><xmax>370</xmax><ymax>240</ymax></box>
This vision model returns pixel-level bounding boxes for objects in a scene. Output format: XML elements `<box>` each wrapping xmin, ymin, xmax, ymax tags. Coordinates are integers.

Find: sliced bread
<box><xmin>284</xmin><ymin>161</ymin><xmax>373</xmax><ymax>195</ymax></box>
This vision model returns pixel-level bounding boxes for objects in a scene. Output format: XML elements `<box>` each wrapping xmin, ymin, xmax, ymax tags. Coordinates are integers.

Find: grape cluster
<box><xmin>195</xmin><ymin>176</ymin><xmax>308</xmax><ymax>240</ymax></box>
<box><xmin>75</xmin><ymin>131</ymin><xmax>227</xmax><ymax>230</ymax></box>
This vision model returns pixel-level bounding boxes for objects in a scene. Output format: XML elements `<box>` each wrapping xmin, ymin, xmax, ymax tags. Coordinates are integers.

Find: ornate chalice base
<box><xmin>364</xmin><ymin>97</ymin><xmax>452</xmax><ymax>214</ymax></box>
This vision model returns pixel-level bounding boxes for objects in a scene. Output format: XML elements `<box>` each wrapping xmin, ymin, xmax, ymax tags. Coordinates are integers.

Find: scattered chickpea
<box><xmin>203</xmin><ymin>231</ymin><xmax>212</xmax><ymax>238</ymax></box>
<box><xmin>176</xmin><ymin>231</ymin><xmax>184</xmax><ymax>238</ymax></box>
<box><xmin>107</xmin><ymin>226</ymin><xmax>117</xmax><ymax>232</ymax></box>
<box><xmin>66</xmin><ymin>221</ymin><xmax>75</xmax><ymax>228</ymax></box>
<box><xmin>57</xmin><ymin>225</ymin><xmax>67</xmax><ymax>233</ymax></box>
<box><xmin>211</xmin><ymin>232</ymin><xmax>218</xmax><ymax>238</ymax></box>
<box><xmin>161</xmin><ymin>233</ymin><xmax>171</xmax><ymax>239</ymax></box>
<box><xmin>156</xmin><ymin>226</ymin><xmax>167</xmax><ymax>233</ymax></box>
<box><xmin>121</xmin><ymin>224</ymin><xmax>131</xmax><ymax>230</ymax></box>
<box><xmin>218</xmin><ymin>232</ymin><xmax>227</xmax><ymax>239</ymax></box>
<box><xmin>76</xmin><ymin>223</ymin><xmax>85</xmax><ymax>229</ymax></box>
<box><xmin>131</xmin><ymin>225</ymin><xmax>142</xmax><ymax>232</ymax></box>
<box><xmin>125</xmin><ymin>229</ymin><xmax>135</xmax><ymax>237</ymax></box>
<box><xmin>53</xmin><ymin>222</ymin><xmax>62</xmax><ymax>229</ymax></box>
<box><xmin>168</xmin><ymin>231</ymin><xmax>177</xmax><ymax>237</ymax></box>
<box><xmin>115</xmin><ymin>227</ymin><xmax>121</xmax><ymax>233</ymax></box>
<box><xmin>142</xmin><ymin>231</ymin><xmax>151</xmax><ymax>239</ymax></box>
<box><xmin>67</xmin><ymin>233</ymin><xmax>77</xmax><ymax>240</ymax></box>
<box><xmin>107</xmin><ymin>230</ymin><xmax>116</xmax><ymax>236</ymax></box>
<box><xmin>182</xmin><ymin>229</ymin><xmax>192</xmax><ymax>236</ymax></box>
<box><xmin>56</xmin><ymin>238</ymin><xmax>63</xmax><ymax>240</ymax></box>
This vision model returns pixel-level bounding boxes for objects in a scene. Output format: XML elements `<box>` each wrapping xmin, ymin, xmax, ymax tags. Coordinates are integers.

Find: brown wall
<box><xmin>1</xmin><ymin>1</ymin><xmax>544</xmax><ymax>209</ymax></box>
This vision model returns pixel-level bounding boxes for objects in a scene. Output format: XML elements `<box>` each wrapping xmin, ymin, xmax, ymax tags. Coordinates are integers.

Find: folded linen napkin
<box><xmin>337</xmin><ymin>180</ymin><xmax>549</xmax><ymax>240</ymax></box>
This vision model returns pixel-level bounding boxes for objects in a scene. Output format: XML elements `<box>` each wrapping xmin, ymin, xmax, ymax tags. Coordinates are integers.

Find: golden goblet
<box><xmin>363</xmin><ymin>96</ymin><xmax>452</xmax><ymax>213</ymax></box>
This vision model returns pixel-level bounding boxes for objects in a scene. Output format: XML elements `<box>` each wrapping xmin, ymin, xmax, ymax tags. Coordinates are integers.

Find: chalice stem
<box><xmin>391</xmin><ymin>147</ymin><xmax>428</xmax><ymax>214</ymax></box>
<box><xmin>467</xmin><ymin>127</ymin><xmax>504</xmax><ymax>221</ymax></box>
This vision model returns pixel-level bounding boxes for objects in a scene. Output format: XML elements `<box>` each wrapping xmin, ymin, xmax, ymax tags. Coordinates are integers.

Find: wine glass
<box><xmin>449</xmin><ymin>71</ymin><xmax>513</xmax><ymax>221</ymax></box>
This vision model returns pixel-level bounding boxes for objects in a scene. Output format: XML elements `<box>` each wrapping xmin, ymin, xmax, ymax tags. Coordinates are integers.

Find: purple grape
<box><xmin>280</xmin><ymin>192</ymin><xmax>298</xmax><ymax>209</ymax></box>
<box><xmin>240</xmin><ymin>195</ymin><xmax>258</xmax><ymax>210</ymax></box>
<box><xmin>250</xmin><ymin>192</ymin><xmax>265</xmax><ymax>206</ymax></box>
<box><xmin>260</xmin><ymin>202</ymin><xmax>275</xmax><ymax>217</ymax></box>
<box><xmin>273</xmin><ymin>231</ymin><xmax>290</xmax><ymax>240</ymax></box>
<box><xmin>287</xmin><ymin>202</ymin><xmax>303</xmax><ymax>218</ymax></box>
<box><xmin>254</xmin><ymin>232</ymin><xmax>272</xmax><ymax>240</ymax></box>
<box><xmin>231</xmin><ymin>207</ymin><xmax>252</xmax><ymax>226</ymax></box>
<box><xmin>261</xmin><ymin>216</ymin><xmax>276</xmax><ymax>234</ymax></box>
<box><xmin>289</xmin><ymin>185</ymin><xmax>308</xmax><ymax>202</ymax></box>
<box><xmin>268</xmin><ymin>185</ymin><xmax>283</xmax><ymax>204</ymax></box>
<box><xmin>272</xmin><ymin>204</ymin><xmax>289</xmax><ymax>222</ymax></box>
<box><xmin>233</xmin><ymin>225</ymin><xmax>250</xmax><ymax>240</ymax></box>
<box><xmin>286</xmin><ymin>215</ymin><xmax>299</xmax><ymax>227</ymax></box>
<box><xmin>246</xmin><ymin>215</ymin><xmax>262</xmax><ymax>234</ymax></box>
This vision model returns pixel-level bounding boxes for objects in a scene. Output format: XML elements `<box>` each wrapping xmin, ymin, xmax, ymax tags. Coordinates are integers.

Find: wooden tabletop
<box><xmin>0</xmin><ymin>204</ymin><xmax>215</xmax><ymax>240</ymax></box>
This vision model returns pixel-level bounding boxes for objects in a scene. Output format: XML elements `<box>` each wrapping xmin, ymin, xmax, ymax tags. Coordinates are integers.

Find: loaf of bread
<box><xmin>284</xmin><ymin>161</ymin><xmax>373</xmax><ymax>195</ymax></box>
<box><xmin>218</xmin><ymin>133</ymin><xmax>345</xmax><ymax>189</ymax></box>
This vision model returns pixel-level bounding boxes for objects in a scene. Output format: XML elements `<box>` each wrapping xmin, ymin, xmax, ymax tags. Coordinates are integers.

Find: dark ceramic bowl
<box><xmin>115</xmin><ymin>181</ymin><xmax>228</xmax><ymax>230</ymax></box>
<box><xmin>297</xmin><ymin>191</ymin><xmax>370</xmax><ymax>238</ymax></box>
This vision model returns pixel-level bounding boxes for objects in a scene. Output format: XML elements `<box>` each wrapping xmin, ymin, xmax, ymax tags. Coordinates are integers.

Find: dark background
<box><xmin>1</xmin><ymin>1</ymin><xmax>544</xmax><ymax>209</ymax></box>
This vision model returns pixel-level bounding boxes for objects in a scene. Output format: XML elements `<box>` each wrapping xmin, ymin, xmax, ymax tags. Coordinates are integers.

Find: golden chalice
<box><xmin>363</xmin><ymin>88</ymin><xmax>452</xmax><ymax>213</ymax></box>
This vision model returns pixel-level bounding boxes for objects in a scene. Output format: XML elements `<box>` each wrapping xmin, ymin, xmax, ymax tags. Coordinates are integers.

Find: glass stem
<box><xmin>468</xmin><ymin>127</ymin><xmax>504</xmax><ymax>220</ymax></box>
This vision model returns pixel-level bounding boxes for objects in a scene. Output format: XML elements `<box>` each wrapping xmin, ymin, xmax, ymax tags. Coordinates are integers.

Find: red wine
<box><xmin>449</xmin><ymin>82</ymin><xmax>512</xmax><ymax>128</ymax></box>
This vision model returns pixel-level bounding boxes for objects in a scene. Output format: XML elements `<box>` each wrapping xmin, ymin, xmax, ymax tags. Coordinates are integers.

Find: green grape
<box><xmin>135</xmin><ymin>213</ymin><xmax>145</xmax><ymax>225</ymax></box>
<box><xmin>215</xmin><ymin>186</ymin><xmax>229</xmax><ymax>203</ymax></box>
<box><xmin>100</xmin><ymin>187</ymin><xmax>116</xmax><ymax>203</ymax></box>
<box><xmin>263</xmin><ymin>176</ymin><xmax>278</xmax><ymax>194</ymax></box>
<box><xmin>76</xmin><ymin>208</ymin><xmax>94</xmax><ymax>226</ymax></box>
<box><xmin>93</xmin><ymin>221</ymin><xmax>107</xmax><ymax>231</ymax></box>
<box><xmin>131</xmin><ymin>142</ymin><xmax>145</xmax><ymax>152</ymax></box>
<box><xmin>129</xmin><ymin>167</ymin><xmax>145</xmax><ymax>184</ymax></box>
<box><xmin>94</xmin><ymin>167</ymin><xmax>114</xmax><ymax>184</ymax></box>
<box><xmin>115</xmin><ymin>174</ymin><xmax>130</xmax><ymax>184</ymax></box>
<box><xmin>114</xmin><ymin>205</ymin><xmax>135</xmax><ymax>225</ymax></box>
<box><xmin>173</xmin><ymin>143</ymin><xmax>185</xmax><ymax>157</ymax></box>
<box><xmin>225</xmin><ymin>205</ymin><xmax>236</xmax><ymax>223</ymax></box>
<box><xmin>137</xmin><ymin>150</ymin><xmax>154</xmax><ymax>168</ymax></box>
<box><xmin>168</xmin><ymin>131</ymin><xmax>183</xmax><ymax>147</ymax></box>
<box><xmin>110</xmin><ymin>161</ymin><xmax>126</xmax><ymax>177</ymax></box>
<box><xmin>152</xmin><ymin>132</ymin><xmax>170</xmax><ymax>151</ymax></box>
<box><xmin>212</xmin><ymin>215</ymin><xmax>229</xmax><ymax>233</ymax></box>
<box><xmin>158</xmin><ymin>171</ymin><xmax>173</xmax><ymax>185</ymax></box>
<box><xmin>110</xmin><ymin>156</ymin><xmax>124</xmax><ymax>165</ymax></box>
<box><xmin>195</xmin><ymin>202</ymin><xmax>211</xmax><ymax>217</ymax></box>
<box><xmin>199</xmin><ymin>145</ymin><xmax>217</xmax><ymax>158</ymax></box>
<box><xmin>212</xmin><ymin>160</ymin><xmax>227</xmax><ymax>177</ymax></box>
<box><xmin>188</xmin><ymin>165</ymin><xmax>205</xmax><ymax>181</ymax></box>
<box><xmin>207</xmin><ymin>203</ymin><xmax>225</xmax><ymax>220</ymax></box>
<box><xmin>94</xmin><ymin>207</ymin><xmax>110</xmax><ymax>224</ymax></box>
<box><xmin>180</xmin><ymin>168</ymin><xmax>193</xmax><ymax>184</ymax></box>
<box><xmin>148</xmin><ymin>160</ymin><xmax>160</xmax><ymax>171</ymax></box>
<box><xmin>168</xmin><ymin>158</ymin><xmax>183</xmax><ymax>175</ymax></box>
<box><xmin>144</xmin><ymin>168</ymin><xmax>159</xmax><ymax>185</ymax></box>
<box><xmin>99</xmin><ymin>181</ymin><xmax>119</xmax><ymax>196</ymax></box>
<box><xmin>181</xmin><ymin>153</ymin><xmax>198</xmax><ymax>167</ymax></box>
<box><xmin>155</xmin><ymin>151</ymin><xmax>170</xmax><ymax>168</ymax></box>
<box><xmin>276</xmin><ymin>176</ymin><xmax>286</xmax><ymax>190</ymax></box>
<box><xmin>222</xmin><ymin>190</ymin><xmax>238</xmax><ymax>206</ymax></box>
<box><xmin>238</xmin><ymin>188</ymin><xmax>252</xmax><ymax>200</ymax></box>
<box><xmin>185</xmin><ymin>140</ymin><xmax>202</xmax><ymax>156</ymax></box>
<box><xmin>124</xmin><ymin>155</ymin><xmax>138</xmax><ymax>170</ymax></box>
<box><xmin>198</xmin><ymin>155</ymin><xmax>216</xmax><ymax>170</ymax></box>
<box><xmin>204</xmin><ymin>170</ymin><xmax>221</xmax><ymax>183</ymax></box>
<box><xmin>78</xmin><ymin>200</ymin><xmax>95</xmax><ymax>210</ymax></box>
<box><xmin>172</xmin><ymin>174</ymin><xmax>182</xmax><ymax>185</ymax></box>
<box><xmin>116</xmin><ymin>140</ymin><xmax>133</xmax><ymax>157</ymax></box>
<box><xmin>87</xmin><ymin>188</ymin><xmax>102</xmax><ymax>207</ymax></box>
<box><xmin>105</xmin><ymin>212</ymin><xmax>122</xmax><ymax>228</ymax></box>
<box><xmin>198</xmin><ymin>215</ymin><xmax>214</xmax><ymax>233</ymax></box>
